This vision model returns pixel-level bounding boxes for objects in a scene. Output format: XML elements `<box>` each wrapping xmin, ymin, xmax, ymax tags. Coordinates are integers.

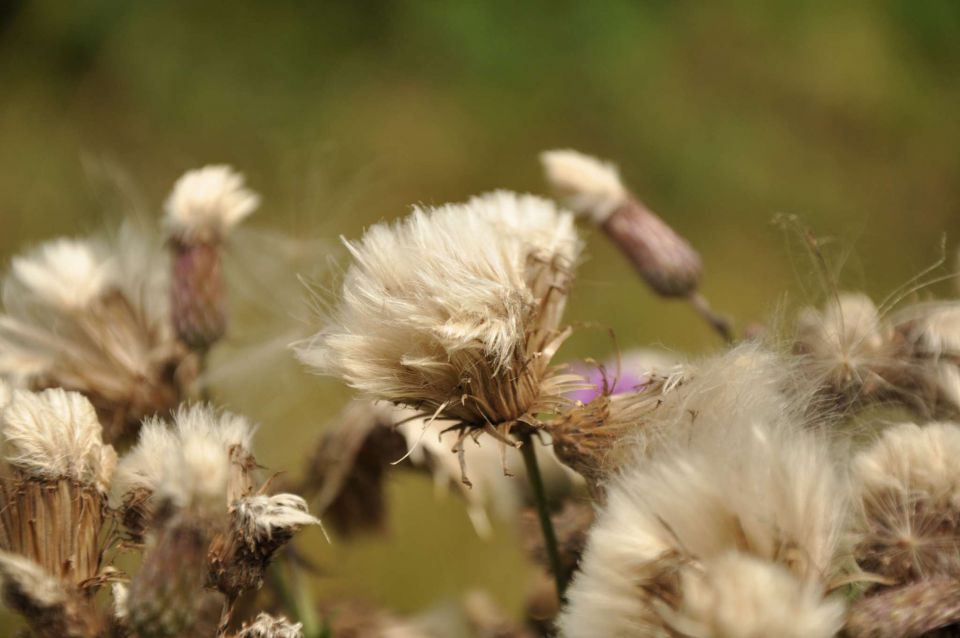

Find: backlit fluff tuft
<box><xmin>233</xmin><ymin>494</ymin><xmax>320</xmax><ymax>544</ymax></box>
<box><xmin>851</xmin><ymin>421</ymin><xmax>960</xmax><ymax>583</ymax></box>
<box><xmin>9</xmin><ymin>238</ymin><xmax>118</xmax><ymax>311</ymax></box>
<box><xmin>164</xmin><ymin>165</ymin><xmax>260</xmax><ymax>241</ymax></box>
<box><xmin>297</xmin><ymin>190</ymin><xmax>583</xmax><ymax>441</ymax></box>
<box><xmin>539</xmin><ymin>149</ymin><xmax>627</xmax><ymax>223</ymax></box>
<box><xmin>0</xmin><ymin>224</ymin><xmax>189</xmax><ymax>441</ymax></box>
<box><xmin>1</xmin><ymin>388</ymin><xmax>115</xmax><ymax>491</ymax></box>
<box><xmin>622</xmin><ymin>343</ymin><xmax>822</xmax><ymax>456</ymax></box>
<box><xmin>237</xmin><ymin>612</ymin><xmax>304</xmax><ymax>638</ymax></box>
<box><xmin>112</xmin><ymin>404</ymin><xmax>255</xmax><ymax>514</ymax></box>
<box><xmin>559</xmin><ymin>405</ymin><xmax>845</xmax><ymax>637</ymax></box>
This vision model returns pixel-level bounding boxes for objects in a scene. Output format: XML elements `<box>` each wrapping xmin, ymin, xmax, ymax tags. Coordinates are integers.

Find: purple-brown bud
<box><xmin>171</xmin><ymin>239</ymin><xmax>227</xmax><ymax>353</ymax></box>
<box><xmin>602</xmin><ymin>196</ymin><xmax>702</xmax><ymax>298</ymax></box>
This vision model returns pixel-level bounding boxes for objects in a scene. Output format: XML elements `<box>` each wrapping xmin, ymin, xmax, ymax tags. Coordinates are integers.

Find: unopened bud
<box><xmin>602</xmin><ymin>196</ymin><xmax>702</xmax><ymax>297</ymax></box>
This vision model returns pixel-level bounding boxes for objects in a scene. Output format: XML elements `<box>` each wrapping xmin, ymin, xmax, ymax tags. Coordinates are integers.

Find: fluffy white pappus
<box><xmin>559</xmin><ymin>408</ymin><xmax>845</xmax><ymax>637</ymax></box>
<box><xmin>893</xmin><ymin>302</ymin><xmax>960</xmax><ymax>359</ymax></box>
<box><xmin>297</xmin><ymin>191</ymin><xmax>582</xmax><ymax>425</ymax></box>
<box><xmin>112</xmin><ymin>405</ymin><xmax>256</xmax><ymax>511</ymax></box>
<box><xmin>625</xmin><ymin>343</ymin><xmax>822</xmax><ymax>454</ymax></box>
<box><xmin>795</xmin><ymin>292</ymin><xmax>895</xmax><ymax>394</ymax></box>
<box><xmin>237</xmin><ymin>612</ymin><xmax>304</xmax><ymax>638</ymax></box>
<box><xmin>1</xmin><ymin>388</ymin><xmax>116</xmax><ymax>491</ymax></box>
<box><xmin>0</xmin><ymin>221</ymin><xmax>180</xmax><ymax>432</ymax></box>
<box><xmin>112</xmin><ymin>582</ymin><xmax>129</xmax><ymax>621</ymax></box>
<box><xmin>0</xmin><ymin>379</ymin><xmax>10</xmax><ymax>410</ymax></box>
<box><xmin>851</xmin><ymin>421</ymin><xmax>960</xmax><ymax>581</ymax></box>
<box><xmin>0</xmin><ymin>551</ymin><xmax>67</xmax><ymax>610</ymax></box>
<box><xmin>233</xmin><ymin>493</ymin><xmax>320</xmax><ymax>543</ymax></box>
<box><xmin>540</xmin><ymin>149</ymin><xmax>627</xmax><ymax>223</ymax></box>
<box><xmin>854</xmin><ymin>421</ymin><xmax>960</xmax><ymax>500</ymax></box>
<box><xmin>170</xmin><ymin>403</ymin><xmax>256</xmax><ymax>454</ymax></box>
<box><xmin>667</xmin><ymin>552</ymin><xmax>845</xmax><ymax>638</ymax></box>
<box><xmin>8</xmin><ymin>238</ymin><xmax>117</xmax><ymax>311</ymax></box>
<box><xmin>164</xmin><ymin>165</ymin><xmax>259</xmax><ymax>241</ymax></box>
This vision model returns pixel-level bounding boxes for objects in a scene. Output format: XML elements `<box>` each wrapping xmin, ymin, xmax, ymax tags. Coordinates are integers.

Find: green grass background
<box><xmin>1</xmin><ymin>0</ymin><xmax>959</xmax><ymax>632</ymax></box>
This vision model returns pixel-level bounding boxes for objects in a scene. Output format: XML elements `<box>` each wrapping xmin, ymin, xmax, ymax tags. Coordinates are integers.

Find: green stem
<box><xmin>269</xmin><ymin>557</ymin><xmax>322</xmax><ymax>638</ymax></box>
<box><xmin>518</xmin><ymin>431</ymin><xmax>568</xmax><ymax>601</ymax></box>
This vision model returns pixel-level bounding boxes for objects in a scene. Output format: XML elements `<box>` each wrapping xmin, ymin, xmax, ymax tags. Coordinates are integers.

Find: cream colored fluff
<box><xmin>164</xmin><ymin>165</ymin><xmax>259</xmax><ymax>241</ymax></box>
<box><xmin>851</xmin><ymin>421</ymin><xmax>960</xmax><ymax>581</ymax></box>
<box><xmin>1</xmin><ymin>388</ymin><xmax>115</xmax><ymax>491</ymax></box>
<box><xmin>668</xmin><ymin>552</ymin><xmax>845</xmax><ymax>638</ymax></box>
<box><xmin>9</xmin><ymin>238</ymin><xmax>118</xmax><ymax>311</ymax></box>
<box><xmin>559</xmin><ymin>396</ymin><xmax>845</xmax><ymax>637</ymax></box>
<box><xmin>112</xmin><ymin>405</ymin><xmax>255</xmax><ymax>511</ymax></box>
<box><xmin>540</xmin><ymin>149</ymin><xmax>627</xmax><ymax>223</ymax></box>
<box><xmin>297</xmin><ymin>190</ymin><xmax>582</xmax><ymax>426</ymax></box>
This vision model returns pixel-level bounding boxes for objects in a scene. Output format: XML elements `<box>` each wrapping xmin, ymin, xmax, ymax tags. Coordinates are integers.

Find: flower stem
<box><xmin>269</xmin><ymin>556</ymin><xmax>322</xmax><ymax>638</ymax></box>
<box><xmin>518</xmin><ymin>431</ymin><xmax>568</xmax><ymax>601</ymax></box>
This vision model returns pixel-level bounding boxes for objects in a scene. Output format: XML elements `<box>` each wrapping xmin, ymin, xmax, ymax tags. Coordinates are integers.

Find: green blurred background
<box><xmin>1</xmin><ymin>0</ymin><xmax>959</xmax><ymax>631</ymax></box>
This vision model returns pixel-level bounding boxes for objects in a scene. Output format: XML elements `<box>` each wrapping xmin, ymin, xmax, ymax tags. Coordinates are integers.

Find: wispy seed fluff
<box><xmin>9</xmin><ymin>239</ymin><xmax>118</xmax><ymax>311</ymax></box>
<box><xmin>111</xmin><ymin>405</ymin><xmax>255</xmax><ymax>520</ymax></box>
<box><xmin>1</xmin><ymin>388</ymin><xmax>116</xmax><ymax>492</ymax></box>
<box><xmin>539</xmin><ymin>149</ymin><xmax>627</xmax><ymax>223</ymax></box>
<box><xmin>233</xmin><ymin>494</ymin><xmax>320</xmax><ymax>545</ymax></box>
<box><xmin>237</xmin><ymin>612</ymin><xmax>304</xmax><ymax>638</ymax></box>
<box><xmin>163</xmin><ymin>165</ymin><xmax>260</xmax><ymax>242</ymax></box>
<box><xmin>559</xmin><ymin>401</ymin><xmax>846</xmax><ymax>637</ymax></box>
<box><xmin>851</xmin><ymin>421</ymin><xmax>960</xmax><ymax>583</ymax></box>
<box><xmin>795</xmin><ymin>292</ymin><xmax>897</xmax><ymax>399</ymax></box>
<box><xmin>298</xmin><ymin>191</ymin><xmax>583</xmax><ymax>441</ymax></box>
<box><xmin>0</xmin><ymin>225</ymin><xmax>189</xmax><ymax>441</ymax></box>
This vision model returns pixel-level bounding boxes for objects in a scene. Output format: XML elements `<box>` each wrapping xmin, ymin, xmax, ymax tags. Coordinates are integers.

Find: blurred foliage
<box><xmin>1</xmin><ymin>0</ymin><xmax>959</xmax><ymax>631</ymax></box>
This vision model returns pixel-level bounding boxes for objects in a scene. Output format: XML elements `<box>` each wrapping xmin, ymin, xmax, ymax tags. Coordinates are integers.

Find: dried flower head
<box><xmin>163</xmin><ymin>165</ymin><xmax>259</xmax><ymax>243</ymax></box>
<box><xmin>0</xmin><ymin>389</ymin><xmax>113</xmax><ymax>598</ymax></box>
<box><xmin>2</xmin><ymin>388</ymin><xmax>116</xmax><ymax>491</ymax></box>
<box><xmin>237</xmin><ymin>612</ymin><xmax>304</xmax><ymax>638</ymax></box>
<box><xmin>112</xmin><ymin>405</ymin><xmax>256</xmax><ymax>531</ymax></box>
<box><xmin>559</xmin><ymin>409</ymin><xmax>845</xmax><ymax>637</ymax></box>
<box><xmin>851</xmin><ymin>421</ymin><xmax>960</xmax><ymax>584</ymax></box>
<box><xmin>298</xmin><ymin>190</ymin><xmax>584</xmax><ymax>471</ymax></box>
<box><xmin>795</xmin><ymin>292</ymin><xmax>900</xmax><ymax>399</ymax></box>
<box><xmin>0</xmin><ymin>226</ymin><xmax>193</xmax><ymax>442</ymax></box>
<box><xmin>549</xmin><ymin>378</ymin><xmax>674</xmax><ymax>493</ymax></box>
<box><xmin>541</xmin><ymin>149</ymin><xmax>702</xmax><ymax>298</ymax></box>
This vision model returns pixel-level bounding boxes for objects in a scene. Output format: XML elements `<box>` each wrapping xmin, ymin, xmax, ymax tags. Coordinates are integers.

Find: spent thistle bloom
<box><xmin>113</xmin><ymin>404</ymin><xmax>319</xmax><ymax>636</ymax></box>
<box><xmin>0</xmin><ymin>226</ymin><xmax>194</xmax><ymax>443</ymax></box>
<box><xmin>851</xmin><ymin>421</ymin><xmax>960</xmax><ymax>585</ymax></box>
<box><xmin>297</xmin><ymin>190</ymin><xmax>584</xmax><ymax>479</ymax></box>
<box><xmin>0</xmin><ymin>388</ymin><xmax>116</xmax><ymax>637</ymax></box>
<box><xmin>165</xmin><ymin>165</ymin><xmax>259</xmax><ymax>352</ymax></box>
<box><xmin>559</xmin><ymin>400</ymin><xmax>846</xmax><ymax>637</ymax></box>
